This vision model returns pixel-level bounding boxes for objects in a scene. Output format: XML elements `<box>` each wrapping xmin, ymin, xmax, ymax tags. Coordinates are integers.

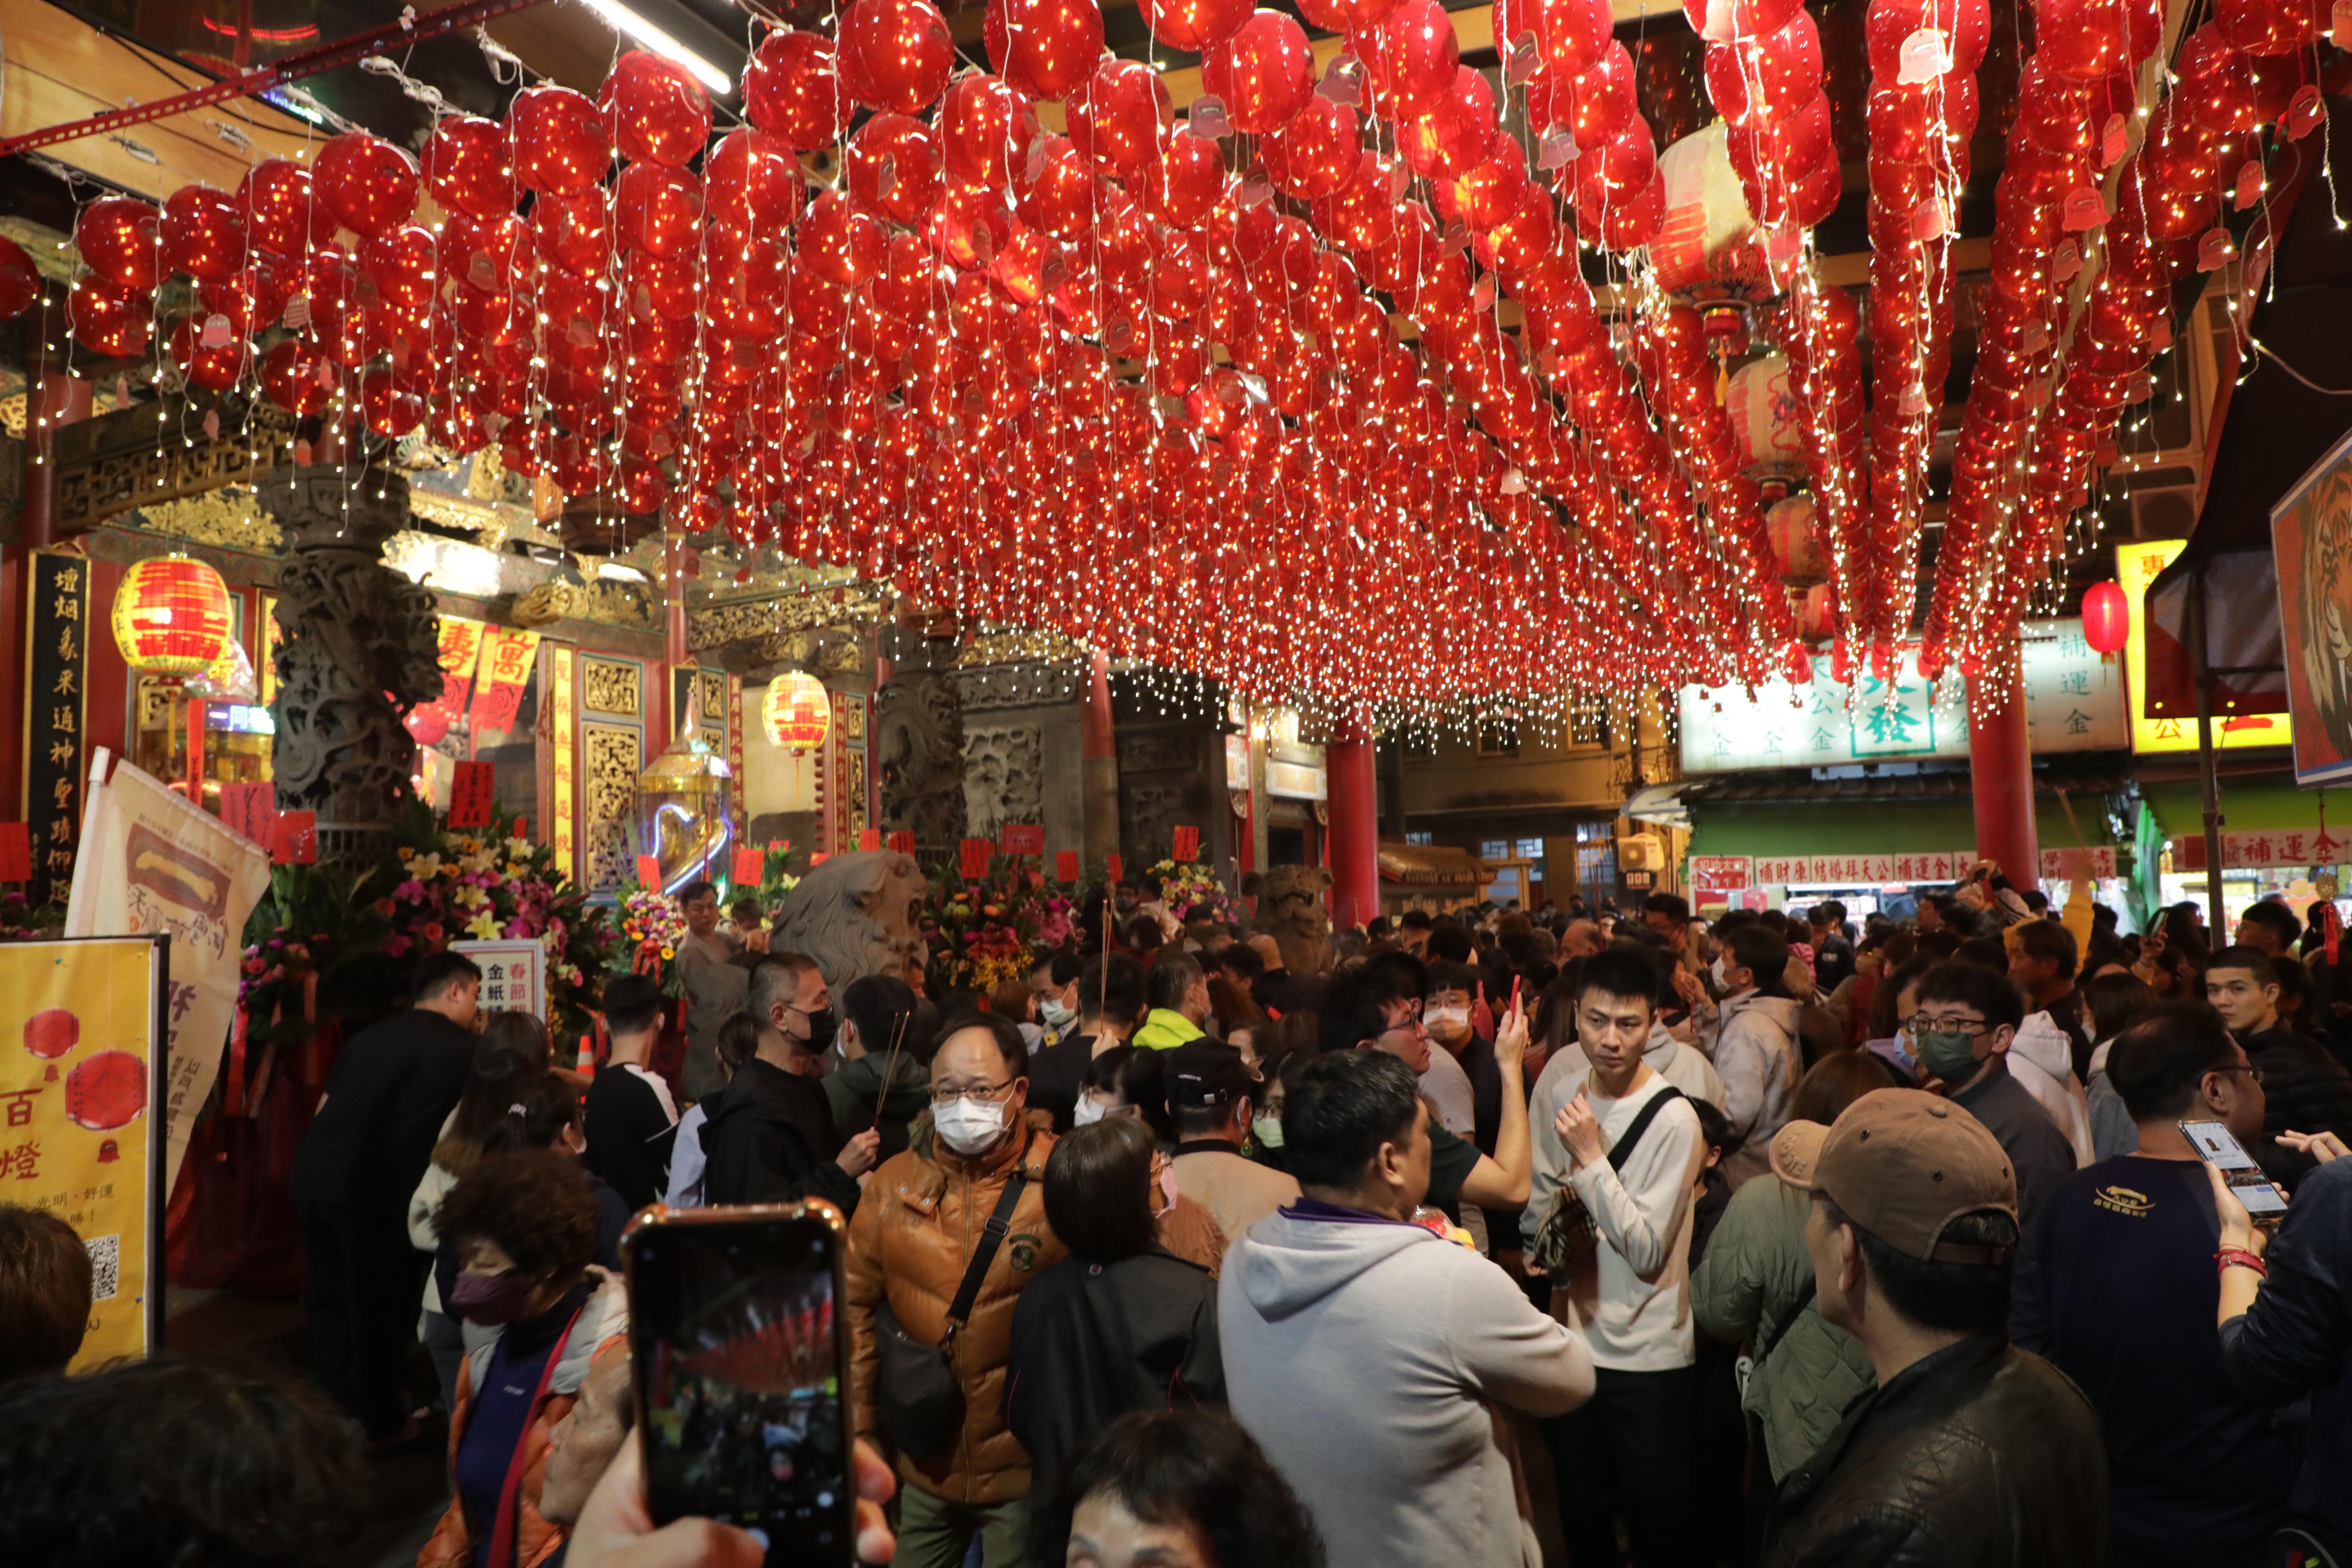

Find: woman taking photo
<box><xmin>418</xmin><ymin>1149</ymin><xmax>628</xmax><ymax>1568</ymax></box>
<box><xmin>1008</xmin><ymin>1119</ymin><xmax>1225</xmax><ymax>1499</ymax></box>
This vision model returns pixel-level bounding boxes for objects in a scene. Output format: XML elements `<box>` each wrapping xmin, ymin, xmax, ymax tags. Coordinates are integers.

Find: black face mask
<box><xmin>797</xmin><ymin>1005</ymin><xmax>838</xmax><ymax>1054</ymax></box>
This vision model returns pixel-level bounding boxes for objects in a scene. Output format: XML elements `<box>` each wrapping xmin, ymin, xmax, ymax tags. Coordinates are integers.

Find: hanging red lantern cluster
<box><xmin>49</xmin><ymin>0</ymin><xmax>1811</xmax><ymax>718</ymax></box>
<box><xmin>1922</xmin><ymin>7</ymin><xmax>2287</xmax><ymax>678</ymax></box>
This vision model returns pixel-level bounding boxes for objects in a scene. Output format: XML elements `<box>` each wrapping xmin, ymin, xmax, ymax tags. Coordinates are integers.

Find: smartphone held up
<box><xmin>2181</xmin><ymin>1120</ymin><xmax>2291</xmax><ymax>1223</ymax></box>
<box><xmin>623</xmin><ymin>1202</ymin><xmax>860</xmax><ymax>1567</ymax></box>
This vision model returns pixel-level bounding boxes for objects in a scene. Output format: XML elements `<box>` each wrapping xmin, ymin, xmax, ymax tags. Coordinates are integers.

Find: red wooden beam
<box><xmin>0</xmin><ymin>0</ymin><xmax>552</xmax><ymax>160</ymax></box>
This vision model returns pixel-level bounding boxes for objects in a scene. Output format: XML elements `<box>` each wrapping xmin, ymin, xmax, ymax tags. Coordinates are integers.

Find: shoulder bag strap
<box><xmin>1604</xmin><ymin>1085</ymin><xmax>1686</xmax><ymax>1171</ymax></box>
<box><xmin>945</xmin><ymin>1170</ymin><xmax>1027</xmax><ymax>1331</ymax></box>
<box><xmin>1759</xmin><ymin>1275</ymin><xmax>1818</xmax><ymax>1365</ymax></box>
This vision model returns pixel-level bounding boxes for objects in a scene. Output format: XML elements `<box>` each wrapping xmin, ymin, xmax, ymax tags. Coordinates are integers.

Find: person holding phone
<box><xmin>2210</xmin><ymin>1120</ymin><xmax>2352</xmax><ymax>1563</ymax></box>
<box><xmin>2010</xmin><ymin>1003</ymin><xmax>2296</xmax><ymax>1567</ymax></box>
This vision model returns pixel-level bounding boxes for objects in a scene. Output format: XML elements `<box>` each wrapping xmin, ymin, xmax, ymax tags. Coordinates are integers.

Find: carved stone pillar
<box><xmin>874</xmin><ymin>628</ymin><xmax>969</xmax><ymax>869</ymax></box>
<box><xmin>260</xmin><ymin>465</ymin><xmax>442</xmax><ymax>867</ymax></box>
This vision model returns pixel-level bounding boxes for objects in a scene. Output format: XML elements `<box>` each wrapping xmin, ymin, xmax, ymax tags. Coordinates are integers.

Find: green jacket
<box><xmin>822</xmin><ymin>1049</ymin><xmax>932</xmax><ymax>1161</ymax></box>
<box><xmin>1690</xmin><ymin>1174</ymin><xmax>1877</xmax><ymax>1482</ymax></box>
<box><xmin>1132</xmin><ymin>1008</ymin><xmax>1204</xmax><ymax>1051</ymax></box>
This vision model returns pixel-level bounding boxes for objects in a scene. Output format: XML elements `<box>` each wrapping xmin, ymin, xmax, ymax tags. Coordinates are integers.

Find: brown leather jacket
<box><xmin>845</xmin><ymin>1124</ymin><xmax>1066</xmax><ymax>1505</ymax></box>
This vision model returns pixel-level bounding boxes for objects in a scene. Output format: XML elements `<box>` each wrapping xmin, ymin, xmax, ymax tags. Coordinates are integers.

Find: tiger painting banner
<box><xmin>64</xmin><ymin>755</ymin><xmax>270</xmax><ymax>1192</ymax></box>
<box><xmin>0</xmin><ymin>935</ymin><xmax>168</xmax><ymax>1369</ymax></box>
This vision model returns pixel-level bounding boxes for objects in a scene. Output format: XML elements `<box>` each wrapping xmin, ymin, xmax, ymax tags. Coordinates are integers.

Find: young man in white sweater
<box><xmin>1525</xmin><ymin>944</ymin><xmax>1708</xmax><ymax>1568</ymax></box>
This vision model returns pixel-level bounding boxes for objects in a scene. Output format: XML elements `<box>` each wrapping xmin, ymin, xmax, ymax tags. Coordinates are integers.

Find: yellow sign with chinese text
<box><xmin>0</xmin><ymin>937</ymin><xmax>165</xmax><ymax>1370</ymax></box>
<box><xmin>2117</xmin><ymin>539</ymin><xmax>2294</xmax><ymax>755</ymax></box>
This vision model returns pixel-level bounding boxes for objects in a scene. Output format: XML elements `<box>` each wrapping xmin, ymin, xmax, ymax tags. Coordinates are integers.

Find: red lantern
<box><xmin>2082</xmin><ymin>579</ymin><xmax>2130</xmax><ymax>653</ymax></box>
<box><xmin>763</xmin><ymin>671</ymin><xmax>833</xmax><ymax>750</ymax></box>
<box><xmin>112</xmin><ymin>557</ymin><xmax>234</xmax><ymax>675</ymax></box>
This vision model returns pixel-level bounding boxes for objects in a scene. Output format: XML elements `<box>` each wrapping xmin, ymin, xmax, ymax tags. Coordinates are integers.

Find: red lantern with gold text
<box><xmin>112</xmin><ymin>557</ymin><xmax>233</xmax><ymax>676</ymax></box>
<box><xmin>763</xmin><ymin>671</ymin><xmax>833</xmax><ymax>750</ymax></box>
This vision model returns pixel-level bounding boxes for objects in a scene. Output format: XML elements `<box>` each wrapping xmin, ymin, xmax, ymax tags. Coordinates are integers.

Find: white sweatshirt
<box><xmin>1524</xmin><ymin>1059</ymin><xmax>1706</xmax><ymax>1372</ymax></box>
<box><xmin>2010</xmin><ymin>1011</ymin><xmax>2096</xmax><ymax>1168</ymax></box>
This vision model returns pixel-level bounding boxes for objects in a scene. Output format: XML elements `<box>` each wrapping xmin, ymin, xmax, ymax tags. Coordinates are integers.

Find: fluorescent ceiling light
<box><xmin>576</xmin><ymin>0</ymin><xmax>734</xmax><ymax>94</ymax></box>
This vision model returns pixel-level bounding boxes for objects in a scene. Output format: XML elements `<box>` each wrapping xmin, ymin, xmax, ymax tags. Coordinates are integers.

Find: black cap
<box><xmin>1166</xmin><ymin>1040</ymin><xmax>1253</xmax><ymax>1109</ymax></box>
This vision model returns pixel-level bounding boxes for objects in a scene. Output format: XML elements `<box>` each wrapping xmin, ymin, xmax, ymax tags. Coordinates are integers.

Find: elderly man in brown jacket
<box><xmin>846</xmin><ymin>1011</ymin><xmax>1065</xmax><ymax>1568</ymax></box>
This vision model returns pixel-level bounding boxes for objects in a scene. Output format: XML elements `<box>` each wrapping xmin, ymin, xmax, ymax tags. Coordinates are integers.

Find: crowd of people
<box><xmin>7</xmin><ymin>864</ymin><xmax>2352</xmax><ymax>1568</ymax></box>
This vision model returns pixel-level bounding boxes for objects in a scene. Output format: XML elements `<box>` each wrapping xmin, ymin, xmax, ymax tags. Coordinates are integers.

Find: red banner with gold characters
<box><xmin>0</xmin><ymin>934</ymin><xmax>168</xmax><ymax>1370</ymax></box>
<box><xmin>468</xmin><ymin>628</ymin><xmax>542</xmax><ymax>735</ymax></box>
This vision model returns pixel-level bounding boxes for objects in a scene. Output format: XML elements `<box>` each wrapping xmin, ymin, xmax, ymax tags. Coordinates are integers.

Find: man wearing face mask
<box><xmin>1029</xmin><ymin>952</ymin><xmax>1084</xmax><ymax>1048</ymax></box>
<box><xmin>1133</xmin><ymin>955</ymin><xmax>1216</xmax><ymax>1051</ymax></box>
<box><xmin>846</xmin><ymin>1012</ymin><xmax>1067</xmax><ymax>1568</ymax></box>
<box><xmin>1169</xmin><ymin>1040</ymin><xmax>1300</xmax><ymax>1246</ymax></box>
<box><xmin>700</xmin><ymin>951</ymin><xmax>881</xmax><ymax>1213</ymax></box>
<box><xmin>1424</xmin><ymin>960</ymin><xmax>1505</xmax><ymax>1156</ymax></box>
<box><xmin>1907</xmin><ymin>960</ymin><xmax>2077</xmax><ymax>1227</ymax></box>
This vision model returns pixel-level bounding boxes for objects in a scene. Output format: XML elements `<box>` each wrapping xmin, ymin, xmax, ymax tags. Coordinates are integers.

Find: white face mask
<box><xmin>1710</xmin><ymin>955</ymin><xmax>1728</xmax><ymax>988</ymax></box>
<box><xmin>1252</xmin><ymin>1115</ymin><xmax>1285</xmax><ymax>1150</ymax></box>
<box><xmin>1040</xmin><ymin>996</ymin><xmax>1076</xmax><ymax>1031</ymax></box>
<box><xmin>1426</xmin><ymin>1004</ymin><xmax>1471</xmax><ymax>1035</ymax></box>
<box><xmin>1072</xmin><ymin>1095</ymin><xmax>1107</xmax><ymax>1128</ymax></box>
<box><xmin>934</xmin><ymin>1096</ymin><xmax>1010</xmax><ymax>1155</ymax></box>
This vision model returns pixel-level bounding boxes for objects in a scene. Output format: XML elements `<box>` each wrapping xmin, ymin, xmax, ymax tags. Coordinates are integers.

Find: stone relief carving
<box><xmin>1120</xmin><ymin>782</ymin><xmax>1193</xmax><ymax>866</ymax></box>
<box><xmin>962</xmin><ymin>721</ymin><xmax>1043</xmax><ymax>843</ymax></box>
<box><xmin>955</xmin><ymin>660</ymin><xmax>1083</xmax><ymax>711</ymax></box>
<box><xmin>261</xmin><ymin>467</ymin><xmax>442</xmax><ymax>836</ymax></box>
<box><xmin>768</xmin><ymin>849</ymin><xmax>929</xmax><ymax>992</ymax></box>
<box><xmin>874</xmin><ymin>669</ymin><xmax>966</xmax><ymax>861</ymax></box>
<box><xmin>1119</xmin><ymin>733</ymin><xmax>1197</xmax><ymax>773</ymax></box>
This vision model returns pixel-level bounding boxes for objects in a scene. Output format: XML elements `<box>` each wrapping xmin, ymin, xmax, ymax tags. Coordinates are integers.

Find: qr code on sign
<box><xmin>86</xmin><ymin>1235</ymin><xmax>119</xmax><ymax>1303</ymax></box>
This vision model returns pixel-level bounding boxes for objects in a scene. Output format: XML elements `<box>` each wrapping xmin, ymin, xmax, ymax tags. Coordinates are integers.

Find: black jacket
<box><xmin>820</xmin><ymin>1049</ymin><xmax>931</xmax><ymax>1162</ymax></box>
<box><xmin>1004</xmin><ymin>1247</ymin><xmax>1224</xmax><ymax>1496</ymax></box>
<box><xmin>2240</xmin><ymin>1025</ymin><xmax>2352</xmax><ymax>1191</ymax></box>
<box><xmin>1762</xmin><ymin>1334</ymin><xmax>2109</xmax><ymax>1568</ymax></box>
<box><xmin>698</xmin><ymin>1055</ymin><xmax>861</xmax><ymax>1215</ymax></box>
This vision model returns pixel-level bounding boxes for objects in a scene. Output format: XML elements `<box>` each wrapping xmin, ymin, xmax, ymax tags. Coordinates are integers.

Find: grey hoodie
<box><xmin>1220</xmin><ymin>1205</ymin><xmax>1595</xmax><ymax>1568</ymax></box>
<box><xmin>1711</xmin><ymin>992</ymin><xmax>1803</xmax><ymax>1189</ymax></box>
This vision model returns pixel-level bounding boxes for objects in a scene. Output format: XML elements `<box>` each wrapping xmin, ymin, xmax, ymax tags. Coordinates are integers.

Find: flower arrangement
<box><xmin>1150</xmin><ymin>859</ymin><xmax>1237</xmax><ymax>926</ymax></box>
<box><xmin>379</xmin><ymin>799</ymin><xmax>620</xmax><ymax>1037</ymax></box>
<box><xmin>923</xmin><ymin>852</ymin><xmax>1071</xmax><ymax>994</ymax></box>
<box><xmin>615</xmin><ymin>882</ymin><xmax>690</xmax><ymax>994</ymax></box>
<box><xmin>239</xmin><ymin>861</ymin><xmax>392</xmax><ymax>1053</ymax></box>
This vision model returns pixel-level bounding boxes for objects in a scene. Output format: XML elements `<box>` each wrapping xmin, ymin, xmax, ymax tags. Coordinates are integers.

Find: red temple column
<box><xmin>1326</xmin><ymin>719</ymin><xmax>1380</xmax><ymax>931</ymax></box>
<box><xmin>1967</xmin><ymin>632</ymin><xmax>2040</xmax><ymax>892</ymax></box>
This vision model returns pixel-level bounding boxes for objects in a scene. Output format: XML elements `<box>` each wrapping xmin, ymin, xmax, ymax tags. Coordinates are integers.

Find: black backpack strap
<box><xmin>1604</xmin><ymin>1085</ymin><xmax>1686</xmax><ymax>1171</ymax></box>
<box><xmin>1758</xmin><ymin>1276</ymin><xmax>1818</xmax><ymax>1366</ymax></box>
<box><xmin>945</xmin><ymin>1171</ymin><xmax>1026</xmax><ymax>1330</ymax></box>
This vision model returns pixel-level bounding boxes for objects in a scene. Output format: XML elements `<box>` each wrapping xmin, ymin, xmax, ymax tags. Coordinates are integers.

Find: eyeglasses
<box><xmin>2207</xmin><ymin>1064</ymin><xmax>2267</xmax><ymax>1086</ymax></box>
<box><xmin>930</xmin><ymin>1079</ymin><xmax>1015</xmax><ymax>1105</ymax></box>
<box><xmin>1906</xmin><ymin>1014</ymin><xmax>1989</xmax><ymax>1035</ymax></box>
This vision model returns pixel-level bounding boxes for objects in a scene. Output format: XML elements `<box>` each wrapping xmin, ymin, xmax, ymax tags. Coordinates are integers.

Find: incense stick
<box><xmin>871</xmin><ymin>1008</ymin><xmax>912</xmax><ymax>1133</ymax></box>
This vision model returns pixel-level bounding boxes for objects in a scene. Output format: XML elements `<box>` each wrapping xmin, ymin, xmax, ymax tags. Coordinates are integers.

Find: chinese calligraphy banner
<box><xmin>1688</xmin><ymin>856</ymin><xmax>1753</xmax><ymax>893</ymax></box>
<box><xmin>1001</xmin><ymin>823</ymin><xmax>1044</xmax><ymax>856</ymax></box>
<box><xmin>414</xmin><ymin>614</ymin><xmax>486</xmax><ymax>743</ymax></box>
<box><xmin>467</xmin><ymin>628</ymin><xmax>542</xmax><ymax>735</ymax></box>
<box><xmin>1678</xmin><ymin>617</ymin><xmax>2129</xmax><ymax>774</ymax></box>
<box><xmin>447</xmin><ymin>759</ymin><xmax>496</xmax><ymax>828</ymax></box>
<box><xmin>2172</xmin><ymin>830</ymin><xmax>2346</xmax><ymax>871</ymax></box>
<box><xmin>2040</xmin><ymin>847</ymin><xmax>2120</xmax><ymax>881</ymax></box>
<box><xmin>1748</xmin><ymin>852</ymin><xmax>1974</xmax><ymax>887</ymax></box>
<box><xmin>2269</xmin><ymin>428</ymin><xmax>2352</xmax><ymax>784</ymax></box>
<box><xmin>0</xmin><ymin>935</ymin><xmax>167</xmax><ymax>1370</ymax></box>
<box><xmin>64</xmin><ymin>756</ymin><xmax>271</xmax><ymax>1189</ymax></box>
<box><xmin>26</xmin><ymin>551</ymin><xmax>88</xmax><ymax>905</ymax></box>
<box><xmin>450</xmin><ymin>938</ymin><xmax>546</xmax><ymax>1018</ymax></box>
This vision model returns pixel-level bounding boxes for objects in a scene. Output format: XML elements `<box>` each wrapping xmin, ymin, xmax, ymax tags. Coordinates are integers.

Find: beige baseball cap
<box><xmin>1770</xmin><ymin>1089</ymin><xmax>2019</xmax><ymax>1264</ymax></box>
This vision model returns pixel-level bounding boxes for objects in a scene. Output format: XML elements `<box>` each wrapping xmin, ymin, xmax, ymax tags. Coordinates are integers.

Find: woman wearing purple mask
<box><xmin>419</xmin><ymin>1149</ymin><xmax>629</xmax><ymax>1568</ymax></box>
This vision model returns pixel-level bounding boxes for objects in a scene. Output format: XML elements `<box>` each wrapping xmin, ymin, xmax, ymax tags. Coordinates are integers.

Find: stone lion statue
<box><xmin>1242</xmin><ymin>866</ymin><xmax>1335</xmax><ymax>976</ymax></box>
<box><xmin>768</xmin><ymin>849</ymin><xmax>929</xmax><ymax>992</ymax></box>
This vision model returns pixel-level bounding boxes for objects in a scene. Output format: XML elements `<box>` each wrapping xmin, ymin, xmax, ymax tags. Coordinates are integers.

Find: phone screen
<box><xmin>628</xmin><ymin>1213</ymin><xmax>856</xmax><ymax>1564</ymax></box>
<box><xmin>2180</xmin><ymin>1120</ymin><xmax>2292</xmax><ymax>1217</ymax></box>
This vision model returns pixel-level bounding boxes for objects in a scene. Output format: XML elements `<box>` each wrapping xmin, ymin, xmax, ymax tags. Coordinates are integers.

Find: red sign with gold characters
<box><xmin>467</xmin><ymin>628</ymin><xmax>542</xmax><ymax>735</ymax></box>
<box><xmin>1001</xmin><ymin>823</ymin><xmax>1044</xmax><ymax>856</ymax></box>
<box><xmin>1171</xmin><ymin>825</ymin><xmax>1200</xmax><ymax>863</ymax></box>
<box><xmin>447</xmin><ymin>760</ymin><xmax>496</xmax><ymax>828</ymax></box>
